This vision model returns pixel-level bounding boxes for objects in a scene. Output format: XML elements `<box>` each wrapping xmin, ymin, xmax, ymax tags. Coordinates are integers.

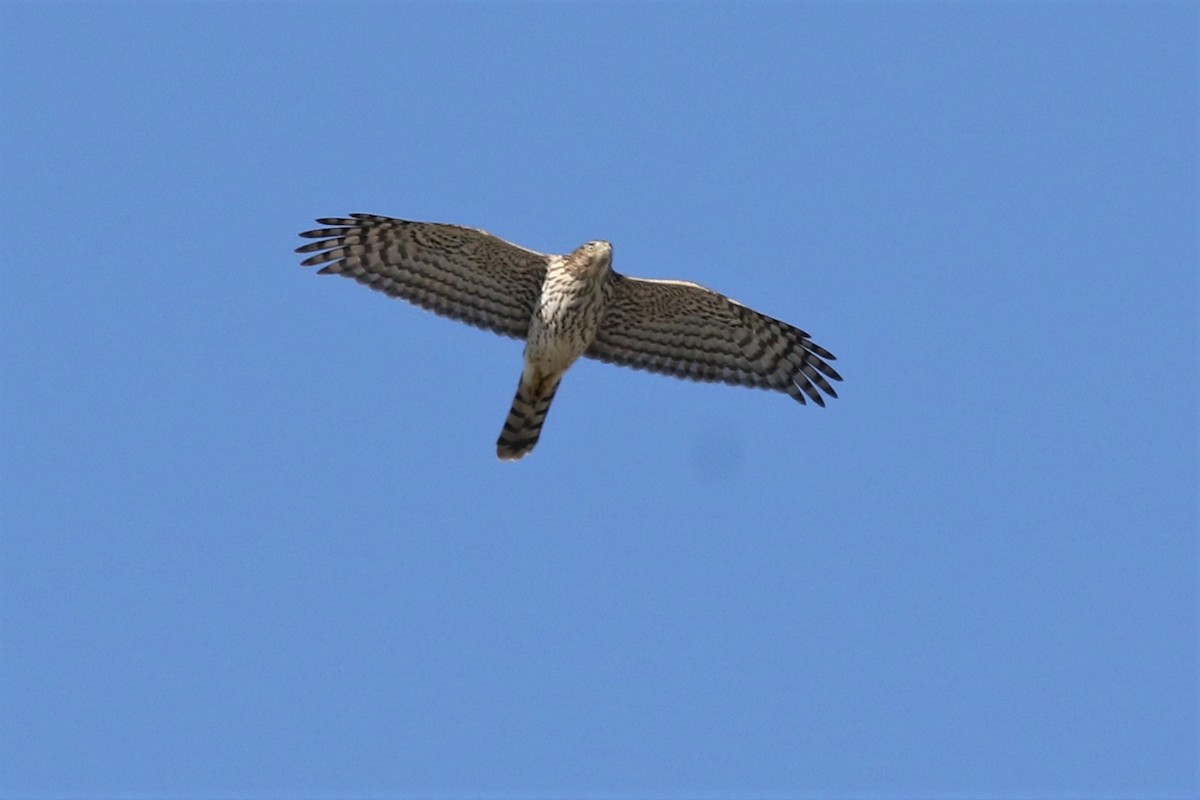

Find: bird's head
<box><xmin>575</xmin><ymin>240</ymin><xmax>613</xmax><ymax>275</ymax></box>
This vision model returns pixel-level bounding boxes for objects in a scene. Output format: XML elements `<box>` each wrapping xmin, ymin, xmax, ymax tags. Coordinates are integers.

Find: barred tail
<box><xmin>496</xmin><ymin>374</ymin><xmax>562</xmax><ymax>461</ymax></box>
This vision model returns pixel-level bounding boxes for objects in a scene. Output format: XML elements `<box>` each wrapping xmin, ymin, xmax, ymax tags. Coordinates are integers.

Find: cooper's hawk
<box><xmin>297</xmin><ymin>214</ymin><xmax>841</xmax><ymax>460</ymax></box>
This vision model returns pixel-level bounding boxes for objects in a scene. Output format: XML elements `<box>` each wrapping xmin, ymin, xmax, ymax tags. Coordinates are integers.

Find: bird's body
<box><xmin>500</xmin><ymin>241</ymin><xmax>612</xmax><ymax>459</ymax></box>
<box><xmin>297</xmin><ymin>214</ymin><xmax>840</xmax><ymax>460</ymax></box>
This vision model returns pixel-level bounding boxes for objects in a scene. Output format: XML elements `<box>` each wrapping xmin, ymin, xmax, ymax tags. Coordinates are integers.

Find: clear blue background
<box><xmin>2</xmin><ymin>3</ymin><xmax>1196</xmax><ymax>798</ymax></box>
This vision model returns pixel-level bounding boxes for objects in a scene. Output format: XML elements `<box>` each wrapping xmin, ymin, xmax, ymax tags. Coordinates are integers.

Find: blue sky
<box><xmin>1</xmin><ymin>3</ymin><xmax>1196</xmax><ymax>798</ymax></box>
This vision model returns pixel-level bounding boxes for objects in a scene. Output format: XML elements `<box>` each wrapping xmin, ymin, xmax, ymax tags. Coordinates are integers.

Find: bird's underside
<box><xmin>297</xmin><ymin>213</ymin><xmax>841</xmax><ymax>460</ymax></box>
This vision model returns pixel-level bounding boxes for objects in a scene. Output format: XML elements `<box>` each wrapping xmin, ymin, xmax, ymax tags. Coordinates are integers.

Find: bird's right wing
<box><xmin>297</xmin><ymin>214</ymin><xmax>550</xmax><ymax>340</ymax></box>
<box><xmin>586</xmin><ymin>274</ymin><xmax>841</xmax><ymax>405</ymax></box>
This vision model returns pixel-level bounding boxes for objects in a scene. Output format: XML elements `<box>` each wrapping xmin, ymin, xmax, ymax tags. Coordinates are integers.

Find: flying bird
<box><xmin>297</xmin><ymin>214</ymin><xmax>841</xmax><ymax>460</ymax></box>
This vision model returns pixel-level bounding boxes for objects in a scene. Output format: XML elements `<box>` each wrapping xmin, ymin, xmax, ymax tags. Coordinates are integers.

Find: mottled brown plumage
<box><xmin>297</xmin><ymin>213</ymin><xmax>841</xmax><ymax>459</ymax></box>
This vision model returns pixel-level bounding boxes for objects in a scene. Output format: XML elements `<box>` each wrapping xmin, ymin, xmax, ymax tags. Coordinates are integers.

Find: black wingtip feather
<box><xmin>299</xmin><ymin>249</ymin><xmax>344</xmax><ymax>267</ymax></box>
<box><xmin>819</xmin><ymin>363</ymin><xmax>843</xmax><ymax>383</ymax></box>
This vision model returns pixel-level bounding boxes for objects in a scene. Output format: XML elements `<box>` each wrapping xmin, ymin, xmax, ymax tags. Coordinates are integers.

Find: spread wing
<box><xmin>297</xmin><ymin>214</ymin><xmax>549</xmax><ymax>339</ymax></box>
<box><xmin>586</xmin><ymin>274</ymin><xmax>842</xmax><ymax>405</ymax></box>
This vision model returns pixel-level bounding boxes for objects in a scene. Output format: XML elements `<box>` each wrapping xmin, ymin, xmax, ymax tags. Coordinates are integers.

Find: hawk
<box><xmin>297</xmin><ymin>214</ymin><xmax>841</xmax><ymax>460</ymax></box>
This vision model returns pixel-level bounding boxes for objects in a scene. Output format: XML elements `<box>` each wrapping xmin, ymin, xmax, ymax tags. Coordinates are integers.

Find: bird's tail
<box><xmin>496</xmin><ymin>372</ymin><xmax>562</xmax><ymax>461</ymax></box>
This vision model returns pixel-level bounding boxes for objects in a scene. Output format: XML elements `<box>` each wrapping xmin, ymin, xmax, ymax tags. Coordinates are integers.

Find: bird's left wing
<box><xmin>297</xmin><ymin>214</ymin><xmax>549</xmax><ymax>340</ymax></box>
<box><xmin>586</xmin><ymin>274</ymin><xmax>842</xmax><ymax>405</ymax></box>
